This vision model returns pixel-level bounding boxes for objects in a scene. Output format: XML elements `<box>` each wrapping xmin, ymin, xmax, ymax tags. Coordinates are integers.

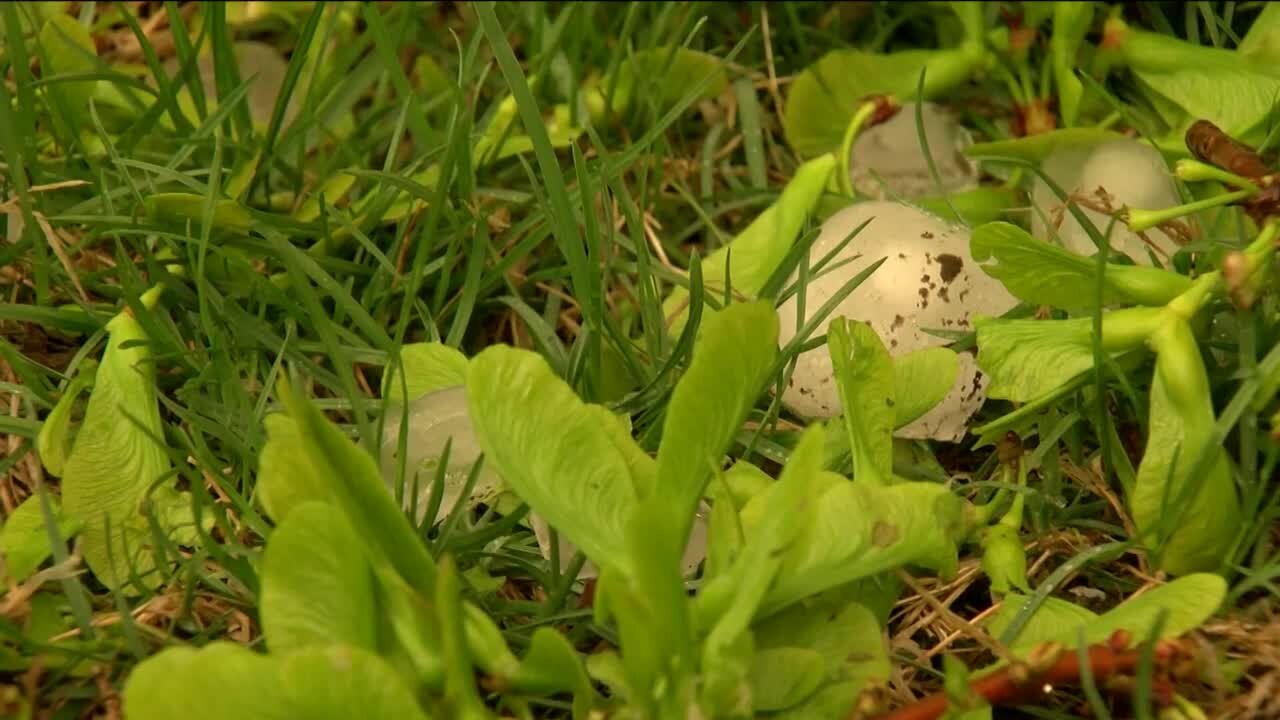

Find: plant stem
<box><xmin>1126</xmin><ymin>189</ymin><xmax>1255</xmax><ymax>232</ymax></box>
<box><xmin>837</xmin><ymin>100</ymin><xmax>883</xmax><ymax>198</ymax></box>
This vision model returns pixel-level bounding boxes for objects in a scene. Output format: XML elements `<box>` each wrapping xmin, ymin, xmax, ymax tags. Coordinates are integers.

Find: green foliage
<box><xmin>0</xmin><ymin>495</ymin><xmax>81</xmax><ymax>584</ymax></box>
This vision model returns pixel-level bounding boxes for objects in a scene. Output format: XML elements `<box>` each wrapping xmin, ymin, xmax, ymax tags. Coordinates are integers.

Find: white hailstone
<box><xmin>380</xmin><ymin>385</ymin><xmax>710</xmax><ymax>580</ymax></box>
<box><xmin>849</xmin><ymin>101</ymin><xmax>978</xmax><ymax>200</ymax></box>
<box><xmin>1031</xmin><ymin>138</ymin><xmax>1182</xmax><ymax>266</ymax></box>
<box><xmin>776</xmin><ymin>201</ymin><xmax>1020</xmax><ymax>442</ymax></box>
<box><xmin>379</xmin><ymin>386</ymin><xmax>504</xmax><ymax>524</ymax></box>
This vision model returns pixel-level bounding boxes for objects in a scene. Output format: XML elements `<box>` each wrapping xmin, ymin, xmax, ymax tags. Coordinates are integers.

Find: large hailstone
<box><xmin>379</xmin><ymin>386</ymin><xmax>709</xmax><ymax>580</ymax></box>
<box><xmin>1031</xmin><ymin>138</ymin><xmax>1182</xmax><ymax>267</ymax></box>
<box><xmin>849</xmin><ymin>101</ymin><xmax>978</xmax><ymax>200</ymax></box>
<box><xmin>776</xmin><ymin>201</ymin><xmax>1020</xmax><ymax>442</ymax></box>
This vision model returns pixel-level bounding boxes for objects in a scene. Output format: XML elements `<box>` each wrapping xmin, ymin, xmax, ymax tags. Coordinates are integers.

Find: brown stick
<box><xmin>866</xmin><ymin>633</ymin><xmax>1185</xmax><ymax>720</ymax></box>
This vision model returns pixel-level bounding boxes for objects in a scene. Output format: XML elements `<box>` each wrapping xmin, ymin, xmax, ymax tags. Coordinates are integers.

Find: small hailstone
<box><xmin>1032</xmin><ymin>138</ymin><xmax>1183</xmax><ymax>266</ymax></box>
<box><xmin>849</xmin><ymin>101</ymin><xmax>978</xmax><ymax>200</ymax></box>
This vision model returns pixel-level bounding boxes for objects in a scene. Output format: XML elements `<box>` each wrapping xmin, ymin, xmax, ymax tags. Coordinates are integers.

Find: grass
<box><xmin>1</xmin><ymin>1</ymin><xmax>1279</xmax><ymax>718</ymax></box>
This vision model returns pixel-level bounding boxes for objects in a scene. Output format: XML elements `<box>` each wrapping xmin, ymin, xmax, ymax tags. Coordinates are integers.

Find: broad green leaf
<box><xmin>784</xmin><ymin>47</ymin><xmax>983</xmax><ymax>158</ymax></box>
<box><xmin>466</xmin><ymin>346</ymin><xmax>639</xmax><ymax>575</ymax></box>
<box><xmin>294</xmin><ymin>172</ymin><xmax>358</xmax><ymax>223</ymax></box>
<box><xmin>507</xmin><ymin>627</ymin><xmax>593</xmax><ymax>700</ymax></box>
<box><xmin>145</xmin><ymin>193</ymin><xmax>255</xmax><ymax>236</ymax></box>
<box><xmin>1131</xmin><ymin>321</ymin><xmax>1239</xmax><ymax>575</ymax></box>
<box><xmin>980</xmin><ymin>524</ymin><xmax>1030</xmax><ymax>595</ymax></box>
<box><xmin>122</xmin><ymin>642</ymin><xmax>430</xmax><ymax>720</ymax></box>
<box><xmin>748</xmin><ymin>648</ymin><xmax>825</xmax><ymax>712</ymax></box>
<box><xmin>754</xmin><ymin>601</ymin><xmax>890</xmax><ymax>719</ymax></box>
<box><xmin>39</xmin><ymin>15</ymin><xmax>99</xmax><ymax>118</ymax></box>
<box><xmin>1051</xmin><ymin>2</ymin><xmax>1093</xmax><ymax>127</ymax></box>
<box><xmin>971</xmin><ymin>222</ymin><xmax>1193</xmax><ymax>310</ymax></box>
<box><xmin>984</xmin><ymin>596</ymin><xmax>1100</xmax><ymax>652</ymax></box>
<box><xmin>663</xmin><ymin>155</ymin><xmax>836</xmax><ymax>336</ymax></box>
<box><xmin>256</xmin><ymin>414</ymin><xmax>325</xmax><ymax>523</ymax></box>
<box><xmin>36</xmin><ymin>360</ymin><xmax>96</xmax><ymax>477</ymax></box>
<box><xmin>700</xmin><ymin>429</ymin><xmax>828</xmax><ymax>617</ymax></box>
<box><xmin>260</xmin><ymin>501</ymin><xmax>377</xmax><ymax>655</ymax></box>
<box><xmin>608</xmin><ymin>47</ymin><xmax>728</xmax><ymax>115</ymax></box>
<box><xmin>974</xmin><ymin>317</ymin><xmax>1095</xmax><ymax>402</ymax></box>
<box><xmin>965</xmin><ymin>128</ymin><xmax>1126</xmax><ymax>163</ymax></box>
<box><xmin>698</xmin><ymin>426</ymin><xmax>828</xmax><ymax>703</ymax></box>
<box><xmin>827</xmin><ymin>319</ymin><xmax>894</xmax><ymax>484</ymax></box>
<box><xmin>989</xmin><ymin>574</ymin><xmax>1226</xmax><ymax>657</ymax></box>
<box><xmin>381</xmin><ymin>342</ymin><xmax>469</xmax><ymax>403</ymax></box>
<box><xmin>1135</xmin><ymin>67</ymin><xmax>1280</xmax><ymax>145</ymax></box>
<box><xmin>374</xmin><ymin>565</ymin><xmax>445</xmax><ymax>689</ymax></box>
<box><xmin>275</xmin><ymin>379</ymin><xmax>438</xmax><ymax>595</ymax></box>
<box><xmin>1239</xmin><ymin>3</ymin><xmax>1280</xmax><ymax>64</ymax></box>
<box><xmin>0</xmin><ymin>495</ymin><xmax>81</xmax><ymax>583</ymax></box>
<box><xmin>760</xmin><ymin>480</ymin><xmax>964</xmax><ymax>617</ymax></box>
<box><xmin>656</xmin><ymin>300</ymin><xmax>778</xmax><ymax>546</ymax></box>
<box><xmin>913</xmin><ymin>187</ymin><xmax>1021</xmax><ymax>227</ymax></box>
<box><xmin>61</xmin><ymin>310</ymin><xmax>175</xmax><ymax>590</ymax></box>
<box><xmin>891</xmin><ymin>347</ymin><xmax>960</xmax><ymax>429</ymax></box>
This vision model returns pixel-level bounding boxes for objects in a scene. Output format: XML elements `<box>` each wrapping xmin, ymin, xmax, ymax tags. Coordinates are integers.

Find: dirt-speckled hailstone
<box><xmin>1031</xmin><ymin>138</ymin><xmax>1181</xmax><ymax>267</ymax></box>
<box><xmin>849</xmin><ymin>101</ymin><xmax>977</xmax><ymax>200</ymax></box>
<box><xmin>777</xmin><ymin>201</ymin><xmax>1019</xmax><ymax>442</ymax></box>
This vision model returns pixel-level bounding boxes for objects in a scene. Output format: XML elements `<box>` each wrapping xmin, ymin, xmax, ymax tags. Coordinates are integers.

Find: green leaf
<box><xmin>965</xmin><ymin>128</ymin><xmax>1127</xmax><ymax>163</ymax></box>
<box><xmin>608</xmin><ymin>47</ymin><xmax>728</xmax><ymax>115</ymax></box>
<box><xmin>145</xmin><ymin>193</ymin><xmax>255</xmax><ymax>236</ymax></box>
<box><xmin>1134</xmin><ymin>67</ymin><xmax>1280</xmax><ymax>144</ymax></box>
<box><xmin>0</xmin><ymin>495</ymin><xmax>81</xmax><ymax>583</ymax></box>
<box><xmin>1131</xmin><ymin>321</ymin><xmax>1239</xmax><ymax>575</ymax></box>
<box><xmin>294</xmin><ymin>172</ymin><xmax>358</xmax><ymax>223</ymax></box>
<box><xmin>275</xmin><ymin>378</ymin><xmax>438</xmax><ymax>595</ymax></box>
<box><xmin>36</xmin><ymin>360</ymin><xmax>96</xmax><ymax>477</ymax></box>
<box><xmin>697</xmin><ymin>426</ymin><xmax>829</xmax><ymax>705</ymax></box>
<box><xmin>260</xmin><ymin>501</ymin><xmax>378</xmax><ymax>655</ymax></box>
<box><xmin>970</xmin><ymin>222</ymin><xmax>1193</xmax><ymax>311</ymax></box>
<box><xmin>466</xmin><ymin>346</ymin><xmax>640</xmax><ymax>575</ymax></box>
<box><xmin>984</xmin><ymin>596</ymin><xmax>1099</xmax><ymax>651</ymax></box>
<box><xmin>663</xmin><ymin>155</ymin><xmax>836</xmax><ymax>336</ymax></box>
<box><xmin>656</xmin><ymin>300</ymin><xmax>778</xmax><ymax>546</ymax></box>
<box><xmin>61</xmin><ymin>310</ymin><xmax>176</xmax><ymax>590</ymax></box>
<box><xmin>1239</xmin><ymin>3</ymin><xmax>1280</xmax><ymax>64</ymax></box>
<box><xmin>760</xmin><ymin>480</ymin><xmax>964</xmax><ymax>617</ymax></box>
<box><xmin>754</xmin><ymin>601</ymin><xmax>890</xmax><ymax>719</ymax></box>
<box><xmin>256</xmin><ymin>414</ymin><xmax>326</xmax><ymax>523</ymax></box>
<box><xmin>748</xmin><ymin>648</ymin><xmax>825</xmax><ymax>712</ymax></box>
<box><xmin>39</xmin><ymin>15</ymin><xmax>99</xmax><ymax>117</ymax></box>
<box><xmin>508</xmin><ymin>627</ymin><xmax>594</xmax><ymax>706</ymax></box>
<box><xmin>989</xmin><ymin>573</ymin><xmax>1226</xmax><ymax>657</ymax></box>
<box><xmin>784</xmin><ymin>47</ymin><xmax>983</xmax><ymax>158</ymax></box>
<box><xmin>122</xmin><ymin>642</ymin><xmax>430</xmax><ymax>720</ymax></box>
<box><xmin>974</xmin><ymin>316</ymin><xmax>1095</xmax><ymax>403</ymax></box>
<box><xmin>381</xmin><ymin>342</ymin><xmax>469</xmax><ymax>404</ymax></box>
<box><xmin>1051</xmin><ymin>2</ymin><xmax>1093</xmax><ymax>127</ymax></box>
<box><xmin>828</xmin><ymin>319</ymin><xmax>895</xmax><ymax>485</ymax></box>
<box><xmin>980</xmin><ymin>524</ymin><xmax>1029</xmax><ymax>595</ymax></box>
<box><xmin>913</xmin><ymin>187</ymin><xmax>1021</xmax><ymax>227</ymax></box>
<box><xmin>891</xmin><ymin>347</ymin><xmax>960</xmax><ymax>429</ymax></box>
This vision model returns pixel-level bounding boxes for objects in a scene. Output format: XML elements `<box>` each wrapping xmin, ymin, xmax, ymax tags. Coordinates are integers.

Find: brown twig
<box><xmin>865</xmin><ymin>632</ymin><xmax>1191</xmax><ymax>720</ymax></box>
